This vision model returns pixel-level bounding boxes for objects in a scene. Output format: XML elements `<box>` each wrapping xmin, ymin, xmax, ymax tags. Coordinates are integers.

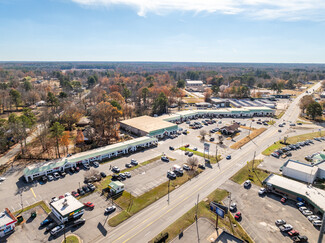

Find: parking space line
<box><xmin>30</xmin><ymin>188</ymin><xmax>36</xmax><ymax>198</ymax></box>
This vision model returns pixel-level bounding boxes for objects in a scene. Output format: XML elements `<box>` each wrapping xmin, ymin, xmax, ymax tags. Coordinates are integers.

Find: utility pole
<box><xmin>215</xmin><ymin>144</ymin><xmax>218</xmax><ymax>163</ymax></box>
<box><xmin>167</xmin><ymin>179</ymin><xmax>170</xmax><ymax>205</ymax></box>
<box><xmin>252</xmin><ymin>151</ymin><xmax>256</xmax><ymax>171</ymax></box>
<box><xmin>195</xmin><ymin>194</ymin><xmax>200</xmax><ymax>243</ymax></box>
<box><xmin>227</xmin><ymin>193</ymin><xmax>234</xmax><ymax>234</ymax></box>
<box><xmin>317</xmin><ymin>213</ymin><xmax>325</xmax><ymax>243</ymax></box>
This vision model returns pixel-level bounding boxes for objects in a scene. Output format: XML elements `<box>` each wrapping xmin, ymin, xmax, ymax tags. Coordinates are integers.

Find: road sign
<box><xmin>204</xmin><ymin>143</ymin><xmax>210</xmax><ymax>153</ymax></box>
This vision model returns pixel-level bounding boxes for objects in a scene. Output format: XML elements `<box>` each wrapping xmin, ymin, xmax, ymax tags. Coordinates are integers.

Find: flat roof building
<box><xmin>0</xmin><ymin>208</ymin><xmax>17</xmax><ymax>238</ymax></box>
<box><xmin>108</xmin><ymin>181</ymin><xmax>124</xmax><ymax>194</ymax></box>
<box><xmin>120</xmin><ymin>116</ymin><xmax>178</xmax><ymax>138</ymax></box>
<box><xmin>185</xmin><ymin>80</ymin><xmax>203</xmax><ymax>86</ymax></box>
<box><xmin>50</xmin><ymin>195</ymin><xmax>84</xmax><ymax>223</ymax></box>
<box><xmin>282</xmin><ymin>160</ymin><xmax>319</xmax><ymax>184</ymax></box>
<box><xmin>264</xmin><ymin>174</ymin><xmax>325</xmax><ymax>214</ymax></box>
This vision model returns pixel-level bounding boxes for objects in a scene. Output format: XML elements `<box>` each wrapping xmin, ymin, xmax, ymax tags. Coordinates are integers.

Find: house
<box><xmin>220</xmin><ymin>123</ymin><xmax>240</xmax><ymax>135</ymax></box>
<box><xmin>108</xmin><ymin>181</ymin><xmax>124</xmax><ymax>194</ymax></box>
<box><xmin>0</xmin><ymin>208</ymin><xmax>17</xmax><ymax>238</ymax></box>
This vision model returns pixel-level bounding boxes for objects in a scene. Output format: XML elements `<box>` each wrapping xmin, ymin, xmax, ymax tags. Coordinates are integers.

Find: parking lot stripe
<box><xmin>30</xmin><ymin>188</ymin><xmax>36</xmax><ymax>198</ymax></box>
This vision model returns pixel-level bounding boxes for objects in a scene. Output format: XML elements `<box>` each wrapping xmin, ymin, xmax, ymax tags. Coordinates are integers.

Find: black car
<box><xmin>82</xmin><ymin>185</ymin><xmax>90</xmax><ymax>193</ymax></box>
<box><xmin>70</xmin><ymin>167</ymin><xmax>75</xmax><ymax>173</ymax></box>
<box><xmin>72</xmin><ymin>218</ymin><xmax>86</xmax><ymax>227</ymax></box>
<box><xmin>210</xmin><ymin>137</ymin><xmax>215</xmax><ymax>142</ymax></box>
<box><xmin>42</xmin><ymin>176</ymin><xmax>48</xmax><ymax>182</ymax></box>
<box><xmin>45</xmin><ymin>222</ymin><xmax>57</xmax><ymax>232</ymax></box>
<box><xmin>169</xmin><ymin>146</ymin><xmax>175</xmax><ymax>150</ymax></box>
<box><xmin>100</xmin><ymin>172</ymin><xmax>107</xmax><ymax>178</ymax></box>
<box><xmin>78</xmin><ymin>188</ymin><xmax>85</xmax><ymax>195</ymax></box>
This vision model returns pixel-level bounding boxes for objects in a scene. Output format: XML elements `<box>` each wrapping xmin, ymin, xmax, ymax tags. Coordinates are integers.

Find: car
<box><xmin>226</xmin><ymin>155</ymin><xmax>231</xmax><ymax>160</ymax></box>
<box><xmin>299</xmin><ymin>206</ymin><xmax>308</xmax><ymax>212</ymax></box>
<box><xmin>82</xmin><ymin>185</ymin><xmax>90</xmax><ymax>193</ymax></box>
<box><xmin>42</xmin><ymin>176</ymin><xmax>48</xmax><ymax>182</ymax></box>
<box><xmin>188</xmin><ymin>152</ymin><xmax>194</xmax><ymax>157</ymax></box>
<box><xmin>184</xmin><ymin>144</ymin><xmax>190</xmax><ymax>148</ymax></box>
<box><xmin>84</xmin><ymin>164</ymin><xmax>90</xmax><ymax>170</ymax></box>
<box><xmin>105</xmin><ymin>206</ymin><xmax>117</xmax><ymax>214</ymax></box>
<box><xmin>184</xmin><ymin>151</ymin><xmax>189</xmax><ymax>155</ymax></box>
<box><xmin>288</xmin><ymin>230</ymin><xmax>299</xmax><ymax>236</ymax></box>
<box><xmin>275</xmin><ymin>219</ymin><xmax>286</xmax><ymax>226</ymax></box>
<box><xmin>40</xmin><ymin>218</ymin><xmax>53</xmax><ymax>227</ymax></box>
<box><xmin>87</xmin><ymin>183</ymin><xmax>96</xmax><ymax>191</ymax></box>
<box><xmin>297</xmin><ymin>122</ymin><xmax>302</xmax><ymax>125</ymax></box>
<box><xmin>279</xmin><ymin>124</ymin><xmax>284</xmax><ymax>127</ymax></box>
<box><xmin>229</xmin><ymin>203</ymin><xmax>237</xmax><ymax>212</ymax></box>
<box><xmin>290</xmin><ymin>123</ymin><xmax>296</xmax><ymax>126</ymax></box>
<box><xmin>53</xmin><ymin>172</ymin><xmax>60</xmax><ymax>179</ymax></box>
<box><xmin>280</xmin><ymin>197</ymin><xmax>287</xmax><ymax>203</ymax></box>
<box><xmin>75</xmin><ymin>166</ymin><xmax>80</xmax><ymax>172</ymax></box>
<box><xmin>84</xmin><ymin>202</ymin><xmax>95</xmax><ymax>208</ymax></box>
<box><xmin>234</xmin><ymin>212</ymin><xmax>241</xmax><ymax>220</ymax></box>
<box><xmin>296</xmin><ymin>202</ymin><xmax>305</xmax><ymax>208</ymax></box>
<box><xmin>258</xmin><ymin>188</ymin><xmax>266</xmax><ymax>195</ymax></box>
<box><xmin>60</xmin><ymin>171</ymin><xmax>66</xmax><ymax>177</ymax></box>
<box><xmin>70</xmin><ymin>167</ymin><xmax>76</xmax><ymax>173</ymax></box>
<box><xmin>278</xmin><ymin>129</ymin><xmax>282</xmax><ymax>132</ymax></box>
<box><xmin>72</xmin><ymin>218</ymin><xmax>86</xmax><ymax>227</ymax></box>
<box><xmin>125</xmin><ymin>163</ymin><xmax>132</xmax><ymax>168</ymax></box>
<box><xmin>167</xmin><ymin>171</ymin><xmax>176</xmax><ymax>179</ymax></box>
<box><xmin>279</xmin><ymin>224</ymin><xmax>293</xmax><ymax>232</ymax></box>
<box><xmin>119</xmin><ymin>173</ymin><xmax>126</xmax><ymax>180</ymax></box>
<box><xmin>302</xmin><ymin>210</ymin><xmax>313</xmax><ymax>216</ymax></box>
<box><xmin>183</xmin><ymin>164</ymin><xmax>190</xmax><ymax>170</ymax></box>
<box><xmin>46</xmin><ymin>222</ymin><xmax>57</xmax><ymax>232</ymax></box>
<box><xmin>71</xmin><ymin>191</ymin><xmax>79</xmax><ymax>197</ymax></box>
<box><xmin>51</xmin><ymin>197</ymin><xmax>59</xmax><ymax>202</ymax></box>
<box><xmin>292</xmin><ymin>235</ymin><xmax>308</xmax><ymax>242</ymax></box>
<box><xmin>93</xmin><ymin>162</ymin><xmax>99</xmax><ymax>167</ymax></box>
<box><xmin>169</xmin><ymin>146</ymin><xmax>175</xmax><ymax>150</ymax></box>
<box><xmin>312</xmin><ymin>220</ymin><xmax>322</xmax><ymax>226</ymax></box>
<box><xmin>77</xmin><ymin>188</ymin><xmax>85</xmax><ymax>196</ymax></box>
<box><xmin>59</xmin><ymin>195</ymin><xmax>64</xmax><ymax>199</ymax></box>
<box><xmin>198</xmin><ymin>163</ymin><xmax>205</xmax><ymax>169</ymax></box>
<box><xmin>50</xmin><ymin>225</ymin><xmax>65</xmax><ymax>236</ymax></box>
<box><xmin>100</xmin><ymin>172</ymin><xmax>107</xmax><ymax>178</ymax></box>
<box><xmin>243</xmin><ymin>180</ymin><xmax>251</xmax><ymax>188</ymax></box>
<box><xmin>131</xmin><ymin>159</ymin><xmax>138</xmax><ymax>165</ymax></box>
<box><xmin>193</xmin><ymin>147</ymin><xmax>198</xmax><ymax>151</ymax></box>
<box><xmin>183</xmin><ymin>131</ymin><xmax>188</xmax><ymax>135</ymax></box>
<box><xmin>47</xmin><ymin>175</ymin><xmax>54</xmax><ymax>181</ymax></box>
<box><xmin>161</xmin><ymin>156</ymin><xmax>169</xmax><ymax>162</ymax></box>
<box><xmin>210</xmin><ymin>137</ymin><xmax>215</xmax><ymax>142</ymax></box>
<box><xmin>124</xmin><ymin>172</ymin><xmax>131</xmax><ymax>178</ymax></box>
<box><xmin>307</xmin><ymin>215</ymin><xmax>320</xmax><ymax>222</ymax></box>
<box><xmin>112</xmin><ymin>166</ymin><xmax>120</xmax><ymax>173</ymax></box>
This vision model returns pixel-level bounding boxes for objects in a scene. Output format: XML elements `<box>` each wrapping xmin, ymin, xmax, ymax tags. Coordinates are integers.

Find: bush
<box><xmin>154</xmin><ymin>233</ymin><xmax>169</xmax><ymax>243</ymax></box>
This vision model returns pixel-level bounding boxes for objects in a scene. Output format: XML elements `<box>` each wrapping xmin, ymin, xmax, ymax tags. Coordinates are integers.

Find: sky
<box><xmin>0</xmin><ymin>0</ymin><xmax>325</xmax><ymax>63</ymax></box>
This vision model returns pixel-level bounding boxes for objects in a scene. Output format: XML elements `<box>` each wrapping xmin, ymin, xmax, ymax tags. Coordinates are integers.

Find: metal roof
<box><xmin>24</xmin><ymin>159</ymin><xmax>66</xmax><ymax>177</ymax></box>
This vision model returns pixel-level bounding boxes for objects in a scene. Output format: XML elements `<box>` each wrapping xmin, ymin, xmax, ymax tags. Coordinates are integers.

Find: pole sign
<box><xmin>204</xmin><ymin>143</ymin><xmax>210</xmax><ymax>153</ymax></box>
<box><xmin>210</xmin><ymin>201</ymin><xmax>228</xmax><ymax>214</ymax></box>
<box><xmin>215</xmin><ymin>207</ymin><xmax>225</xmax><ymax>218</ymax></box>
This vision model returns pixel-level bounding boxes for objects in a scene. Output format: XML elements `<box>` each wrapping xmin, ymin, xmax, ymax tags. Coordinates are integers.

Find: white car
<box><xmin>244</xmin><ymin>180</ymin><xmax>251</xmax><ymax>187</ymax></box>
<box><xmin>299</xmin><ymin>206</ymin><xmax>307</xmax><ymax>212</ymax></box>
<box><xmin>183</xmin><ymin>164</ymin><xmax>190</xmax><ymax>170</ymax></box>
<box><xmin>302</xmin><ymin>210</ymin><xmax>313</xmax><ymax>216</ymax></box>
<box><xmin>131</xmin><ymin>159</ymin><xmax>138</xmax><ymax>165</ymax></box>
<box><xmin>64</xmin><ymin>192</ymin><xmax>71</xmax><ymax>197</ymax></box>
<box><xmin>307</xmin><ymin>215</ymin><xmax>320</xmax><ymax>222</ymax></box>
<box><xmin>50</xmin><ymin>225</ymin><xmax>65</xmax><ymax>235</ymax></box>
<box><xmin>193</xmin><ymin>147</ymin><xmax>198</xmax><ymax>151</ymax></box>
<box><xmin>258</xmin><ymin>188</ymin><xmax>266</xmax><ymax>195</ymax></box>
<box><xmin>105</xmin><ymin>205</ymin><xmax>116</xmax><ymax>214</ymax></box>
<box><xmin>93</xmin><ymin>162</ymin><xmax>99</xmax><ymax>167</ymax></box>
<box><xmin>229</xmin><ymin>203</ymin><xmax>237</xmax><ymax>212</ymax></box>
<box><xmin>124</xmin><ymin>172</ymin><xmax>131</xmax><ymax>178</ymax></box>
<box><xmin>167</xmin><ymin>171</ymin><xmax>176</xmax><ymax>179</ymax></box>
<box><xmin>0</xmin><ymin>177</ymin><xmax>6</xmax><ymax>182</ymax></box>
<box><xmin>279</xmin><ymin>224</ymin><xmax>293</xmax><ymax>232</ymax></box>
<box><xmin>313</xmin><ymin>220</ymin><xmax>322</xmax><ymax>226</ymax></box>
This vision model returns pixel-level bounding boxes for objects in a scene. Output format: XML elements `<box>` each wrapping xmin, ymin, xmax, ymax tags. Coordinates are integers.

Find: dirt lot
<box><xmin>221</xmin><ymin>180</ymin><xmax>320</xmax><ymax>243</ymax></box>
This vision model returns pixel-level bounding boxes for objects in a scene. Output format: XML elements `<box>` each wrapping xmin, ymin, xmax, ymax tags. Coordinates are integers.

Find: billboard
<box><xmin>204</xmin><ymin>143</ymin><xmax>210</xmax><ymax>153</ymax></box>
<box><xmin>215</xmin><ymin>207</ymin><xmax>225</xmax><ymax>218</ymax></box>
<box><xmin>210</xmin><ymin>201</ymin><xmax>228</xmax><ymax>214</ymax></box>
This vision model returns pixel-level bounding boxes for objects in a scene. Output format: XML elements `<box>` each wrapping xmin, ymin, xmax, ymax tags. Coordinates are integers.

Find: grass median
<box><xmin>230</xmin><ymin>128</ymin><xmax>266</xmax><ymax>150</ymax></box>
<box><xmin>108</xmin><ymin>170</ymin><xmax>202</xmax><ymax>227</ymax></box>
<box><xmin>231</xmin><ymin>160</ymin><xmax>269</xmax><ymax>187</ymax></box>
<box><xmin>151</xmin><ymin>188</ymin><xmax>252</xmax><ymax>243</ymax></box>
<box><xmin>262</xmin><ymin>131</ymin><xmax>325</xmax><ymax>156</ymax></box>
<box><xmin>179</xmin><ymin>147</ymin><xmax>222</xmax><ymax>163</ymax></box>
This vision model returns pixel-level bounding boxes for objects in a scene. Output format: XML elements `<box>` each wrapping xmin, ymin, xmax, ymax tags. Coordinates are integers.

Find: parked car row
<box><xmin>275</xmin><ymin>219</ymin><xmax>308</xmax><ymax>242</ymax></box>
<box><xmin>112</xmin><ymin>172</ymin><xmax>131</xmax><ymax>181</ymax></box>
<box><xmin>297</xmin><ymin>203</ymin><xmax>323</xmax><ymax>227</ymax></box>
<box><xmin>43</xmin><ymin>217</ymin><xmax>86</xmax><ymax>236</ymax></box>
<box><xmin>272</xmin><ymin>140</ymin><xmax>314</xmax><ymax>159</ymax></box>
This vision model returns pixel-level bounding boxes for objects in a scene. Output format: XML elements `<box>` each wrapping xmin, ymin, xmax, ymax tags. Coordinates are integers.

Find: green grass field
<box><xmin>231</xmin><ymin>160</ymin><xmax>270</xmax><ymax>187</ymax></box>
<box><xmin>63</xmin><ymin>235</ymin><xmax>80</xmax><ymax>243</ymax></box>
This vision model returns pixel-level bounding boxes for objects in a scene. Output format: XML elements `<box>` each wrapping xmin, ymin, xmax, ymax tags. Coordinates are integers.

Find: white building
<box><xmin>185</xmin><ymin>80</ymin><xmax>203</xmax><ymax>87</ymax></box>
<box><xmin>50</xmin><ymin>195</ymin><xmax>84</xmax><ymax>223</ymax></box>
<box><xmin>282</xmin><ymin>160</ymin><xmax>318</xmax><ymax>184</ymax></box>
<box><xmin>0</xmin><ymin>208</ymin><xmax>17</xmax><ymax>238</ymax></box>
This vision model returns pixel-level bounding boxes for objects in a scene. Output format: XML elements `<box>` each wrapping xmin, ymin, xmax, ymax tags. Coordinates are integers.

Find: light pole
<box><xmin>167</xmin><ymin>179</ymin><xmax>171</xmax><ymax>205</ymax></box>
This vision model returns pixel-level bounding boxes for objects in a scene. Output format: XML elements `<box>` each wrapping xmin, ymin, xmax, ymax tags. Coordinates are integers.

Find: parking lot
<box><xmin>221</xmin><ymin>180</ymin><xmax>320</xmax><ymax>243</ymax></box>
<box><xmin>259</xmin><ymin>136</ymin><xmax>325</xmax><ymax>174</ymax></box>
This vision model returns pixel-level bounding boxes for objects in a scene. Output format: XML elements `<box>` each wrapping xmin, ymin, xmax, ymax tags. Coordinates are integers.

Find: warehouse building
<box><xmin>0</xmin><ymin>208</ymin><xmax>17</xmax><ymax>238</ymax></box>
<box><xmin>185</xmin><ymin>80</ymin><xmax>203</xmax><ymax>87</ymax></box>
<box><xmin>24</xmin><ymin>136</ymin><xmax>158</xmax><ymax>182</ymax></box>
<box><xmin>50</xmin><ymin>195</ymin><xmax>84</xmax><ymax>223</ymax></box>
<box><xmin>263</xmin><ymin>174</ymin><xmax>325</xmax><ymax>214</ymax></box>
<box><xmin>282</xmin><ymin>160</ymin><xmax>319</xmax><ymax>184</ymax></box>
<box><xmin>120</xmin><ymin>116</ymin><xmax>178</xmax><ymax>138</ymax></box>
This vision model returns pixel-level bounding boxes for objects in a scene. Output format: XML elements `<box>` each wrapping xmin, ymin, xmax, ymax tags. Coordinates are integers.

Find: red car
<box><xmin>288</xmin><ymin>230</ymin><xmax>299</xmax><ymax>236</ymax></box>
<box><xmin>75</xmin><ymin>167</ymin><xmax>80</xmax><ymax>172</ymax></box>
<box><xmin>71</xmin><ymin>191</ymin><xmax>79</xmax><ymax>197</ymax></box>
<box><xmin>281</xmin><ymin>197</ymin><xmax>287</xmax><ymax>203</ymax></box>
<box><xmin>234</xmin><ymin>212</ymin><xmax>241</xmax><ymax>220</ymax></box>
<box><xmin>84</xmin><ymin>202</ymin><xmax>95</xmax><ymax>208</ymax></box>
<box><xmin>59</xmin><ymin>195</ymin><xmax>64</xmax><ymax>199</ymax></box>
<box><xmin>184</xmin><ymin>144</ymin><xmax>190</xmax><ymax>148</ymax></box>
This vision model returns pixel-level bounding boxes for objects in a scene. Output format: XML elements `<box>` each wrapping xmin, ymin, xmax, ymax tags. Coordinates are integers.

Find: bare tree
<box><xmin>218</xmin><ymin>135</ymin><xmax>224</xmax><ymax>145</ymax></box>
<box><xmin>187</xmin><ymin>157</ymin><xmax>198</xmax><ymax>170</ymax></box>
<box><xmin>200</xmin><ymin>130</ymin><xmax>207</xmax><ymax>140</ymax></box>
<box><xmin>84</xmin><ymin>169</ymin><xmax>100</xmax><ymax>180</ymax></box>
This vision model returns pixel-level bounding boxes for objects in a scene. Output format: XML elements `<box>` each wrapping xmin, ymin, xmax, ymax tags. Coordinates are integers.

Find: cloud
<box><xmin>70</xmin><ymin>0</ymin><xmax>325</xmax><ymax>20</ymax></box>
